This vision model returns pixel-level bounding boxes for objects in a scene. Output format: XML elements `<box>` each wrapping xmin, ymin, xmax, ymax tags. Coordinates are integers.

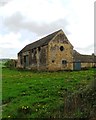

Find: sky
<box><xmin>0</xmin><ymin>0</ymin><xmax>95</xmax><ymax>59</ymax></box>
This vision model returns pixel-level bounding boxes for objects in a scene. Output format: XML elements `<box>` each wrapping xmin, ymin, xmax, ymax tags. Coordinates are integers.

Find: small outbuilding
<box><xmin>73</xmin><ymin>50</ymin><xmax>96</xmax><ymax>70</ymax></box>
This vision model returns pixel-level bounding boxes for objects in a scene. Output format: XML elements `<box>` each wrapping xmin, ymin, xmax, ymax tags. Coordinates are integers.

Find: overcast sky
<box><xmin>0</xmin><ymin>0</ymin><xmax>95</xmax><ymax>59</ymax></box>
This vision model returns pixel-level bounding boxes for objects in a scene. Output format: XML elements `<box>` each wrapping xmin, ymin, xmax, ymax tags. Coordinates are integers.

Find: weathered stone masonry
<box><xmin>17</xmin><ymin>29</ymin><xmax>96</xmax><ymax>71</ymax></box>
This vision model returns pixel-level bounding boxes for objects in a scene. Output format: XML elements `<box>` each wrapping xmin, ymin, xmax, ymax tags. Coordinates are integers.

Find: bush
<box><xmin>4</xmin><ymin>59</ymin><xmax>17</xmax><ymax>69</ymax></box>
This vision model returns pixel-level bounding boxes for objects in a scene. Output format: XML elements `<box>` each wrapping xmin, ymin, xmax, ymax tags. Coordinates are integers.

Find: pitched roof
<box><xmin>73</xmin><ymin>50</ymin><xmax>96</xmax><ymax>63</ymax></box>
<box><xmin>18</xmin><ymin>29</ymin><xmax>63</xmax><ymax>54</ymax></box>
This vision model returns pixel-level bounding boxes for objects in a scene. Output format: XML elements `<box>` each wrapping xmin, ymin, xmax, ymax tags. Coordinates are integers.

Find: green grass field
<box><xmin>0</xmin><ymin>60</ymin><xmax>7</xmax><ymax>68</ymax></box>
<box><xmin>2</xmin><ymin>68</ymin><xmax>95</xmax><ymax>118</ymax></box>
<box><xmin>0</xmin><ymin>61</ymin><xmax>2</xmax><ymax>68</ymax></box>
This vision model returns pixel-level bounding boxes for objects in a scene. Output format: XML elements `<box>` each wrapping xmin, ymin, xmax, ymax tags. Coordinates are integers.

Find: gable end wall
<box><xmin>47</xmin><ymin>31</ymin><xmax>73</xmax><ymax>71</ymax></box>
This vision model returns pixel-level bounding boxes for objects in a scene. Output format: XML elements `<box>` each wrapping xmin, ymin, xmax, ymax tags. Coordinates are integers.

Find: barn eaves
<box><xmin>18</xmin><ymin>29</ymin><xmax>67</xmax><ymax>54</ymax></box>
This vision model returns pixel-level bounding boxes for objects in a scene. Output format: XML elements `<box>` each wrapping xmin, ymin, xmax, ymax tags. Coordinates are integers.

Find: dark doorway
<box><xmin>24</xmin><ymin>55</ymin><xmax>29</xmax><ymax>67</ymax></box>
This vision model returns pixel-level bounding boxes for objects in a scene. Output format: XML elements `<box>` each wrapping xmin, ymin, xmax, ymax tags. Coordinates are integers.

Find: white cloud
<box><xmin>0</xmin><ymin>0</ymin><xmax>67</xmax><ymax>23</ymax></box>
<box><xmin>0</xmin><ymin>32</ymin><xmax>30</xmax><ymax>48</ymax></box>
<box><xmin>66</xmin><ymin>0</ymin><xmax>94</xmax><ymax>53</ymax></box>
<box><xmin>0</xmin><ymin>32</ymin><xmax>30</xmax><ymax>58</ymax></box>
<box><xmin>0</xmin><ymin>0</ymin><xmax>95</xmax><ymax>58</ymax></box>
<box><xmin>0</xmin><ymin>0</ymin><xmax>12</xmax><ymax>6</ymax></box>
<box><xmin>19</xmin><ymin>0</ymin><xmax>68</xmax><ymax>23</ymax></box>
<box><xmin>75</xmin><ymin>44</ymin><xmax>94</xmax><ymax>55</ymax></box>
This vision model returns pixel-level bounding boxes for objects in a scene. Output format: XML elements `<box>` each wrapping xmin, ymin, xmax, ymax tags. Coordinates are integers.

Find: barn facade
<box><xmin>17</xmin><ymin>29</ymin><xmax>96</xmax><ymax>71</ymax></box>
<box><xmin>17</xmin><ymin>29</ymin><xmax>73</xmax><ymax>71</ymax></box>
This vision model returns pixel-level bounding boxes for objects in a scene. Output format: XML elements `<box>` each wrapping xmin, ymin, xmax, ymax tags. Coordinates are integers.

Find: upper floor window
<box><xmin>60</xmin><ymin>46</ymin><xmax>64</xmax><ymax>51</ymax></box>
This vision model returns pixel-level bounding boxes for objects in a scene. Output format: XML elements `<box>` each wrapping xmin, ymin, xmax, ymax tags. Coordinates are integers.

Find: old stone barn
<box><xmin>17</xmin><ymin>29</ymin><xmax>73</xmax><ymax>71</ymax></box>
<box><xmin>17</xmin><ymin>29</ymin><xmax>96</xmax><ymax>71</ymax></box>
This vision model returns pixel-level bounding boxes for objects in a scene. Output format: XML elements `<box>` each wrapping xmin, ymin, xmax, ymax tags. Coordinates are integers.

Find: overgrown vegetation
<box><xmin>4</xmin><ymin>59</ymin><xmax>17</xmax><ymax>69</ymax></box>
<box><xmin>2</xmin><ymin>68</ymin><xmax>95</xmax><ymax>119</ymax></box>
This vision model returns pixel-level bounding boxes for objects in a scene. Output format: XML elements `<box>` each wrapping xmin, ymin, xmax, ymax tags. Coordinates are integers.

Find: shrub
<box><xmin>4</xmin><ymin>59</ymin><xmax>17</xmax><ymax>69</ymax></box>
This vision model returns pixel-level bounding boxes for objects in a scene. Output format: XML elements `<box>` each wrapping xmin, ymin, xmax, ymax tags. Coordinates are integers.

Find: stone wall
<box><xmin>17</xmin><ymin>31</ymin><xmax>74</xmax><ymax>71</ymax></box>
<box><xmin>17</xmin><ymin>45</ymin><xmax>48</xmax><ymax>70</ymax></box>
<box><xmin>36</xmin><ymin>45</ymin><xmax>48</xmax><ymax>70</ymax></box>
<box><xmin>81</xmin><ymin>63</ymin><xmax>93</xmax><ymax>69</ymax></box>
<box><xmin>17</xmin><ymin>53</ymin><xmax>24</xmax><ymax>68</ymax></box>
<box><xmin>47</xmin><ymin>31</ymin><xmax>73</xmax><ymax>71</ymax></box>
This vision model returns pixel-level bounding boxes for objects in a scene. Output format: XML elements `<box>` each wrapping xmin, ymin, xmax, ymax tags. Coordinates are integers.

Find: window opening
<box><xmin>62</xmin><ymin>60</ymin><xmax>67</xmax><ymax>64</ymax></box>
<box><xmin>60</xmin><ymin>46</ymin><xmax>64</xmax><ymax>51</ymax></box>
<box><xmin>52</xmin><ymin>60</ymin><xmax>55</xmax><ymax>63</ymax></box>
<box><xmin>32</xmin><ymin>49</ymin><xmax>34</xmax><ymax>53</ymax></box>
<box><xmin>38</xmin><ymin>47</ymin><xmax>41</xmax><ymax>51</ymax></box>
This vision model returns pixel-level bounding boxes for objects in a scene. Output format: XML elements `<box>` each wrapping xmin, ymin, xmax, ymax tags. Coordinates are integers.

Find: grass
<box><xmin>0</xmin><ymin>61</ymin><xmax>2</xmax><ymax>68</ymax></box>
<box><xmin>2</xmin><ymin>68</ymin><xmax>95</xmax><ymax>118</ymax></box>
<box><xmin>0</xmin><ymin>60</ymin><xmax>7</xmax><ymax>68</ymax></box>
